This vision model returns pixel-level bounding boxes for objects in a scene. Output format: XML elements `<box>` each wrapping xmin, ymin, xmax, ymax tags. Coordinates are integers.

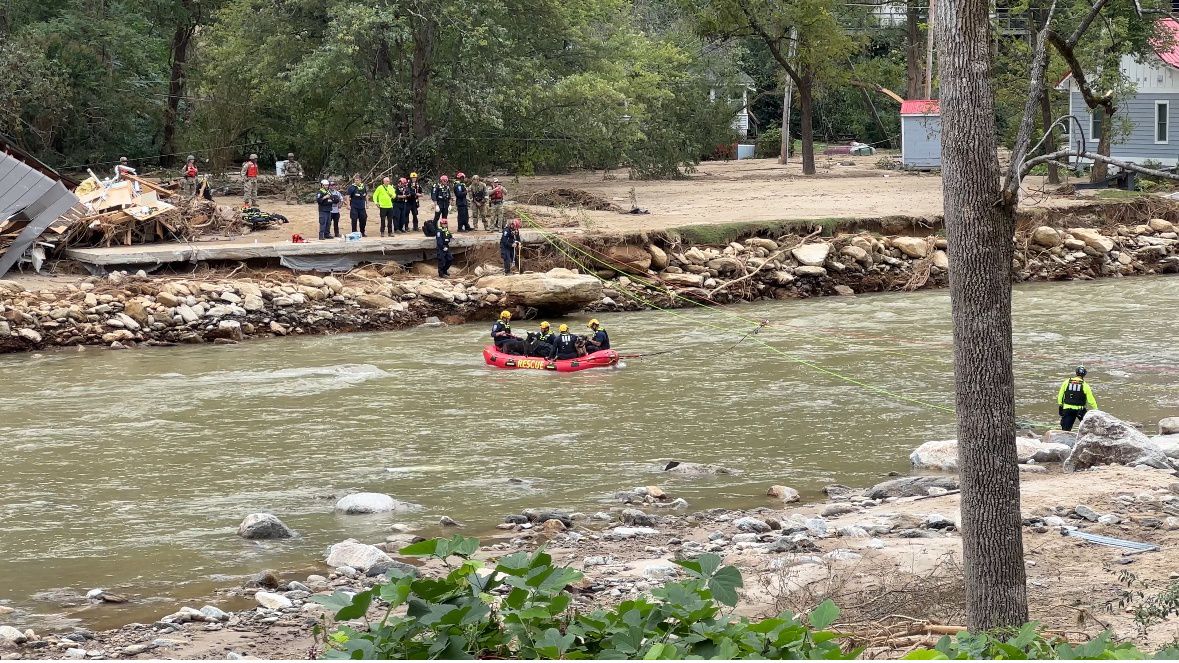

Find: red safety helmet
<box><xmin>510</xmin><ymin>219</ymin><xmax>522</xmax><ymax>229</ymax></box>
<box><xmin>291</xmin><ymin>233</ymin><xmax>306</xmax><ymax>243</ymax></box>
<box><xmin>456</xmin><ymin>172</ymin><xmax>466</xmax><ymax>179</ymax></box>
<box><xmin>439</xmin><ymin>218</ymin><xmax>449</xmax><ymax>226</ymax></box>
<box><xmin>440</xmin><ymin>175</ymin><xmax>449</xmax><ymax>183</ymax></box>
<box><xmin>398</xmin><ymin>177</ymin><xmax>407</xmax><ymax>185</ymax></box>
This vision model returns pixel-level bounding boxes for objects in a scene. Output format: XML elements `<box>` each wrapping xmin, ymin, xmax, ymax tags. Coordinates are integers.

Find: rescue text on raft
<box><xmin>482</xmin><ymin>346</ymin><xmax>620</xmax><ymax>372</ymax></box>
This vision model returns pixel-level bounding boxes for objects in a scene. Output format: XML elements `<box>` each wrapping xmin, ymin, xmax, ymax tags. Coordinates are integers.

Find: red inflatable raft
<box><xmin>483</xmin><ymin>345</ymin><xmax>619</xmax><ymax>372</ymax></box>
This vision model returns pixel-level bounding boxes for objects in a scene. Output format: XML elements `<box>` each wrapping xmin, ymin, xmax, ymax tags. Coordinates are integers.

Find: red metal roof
<box><xmin>900</xmin><ymin>99</ymin><xmax>940</xmax><ymax>115</ymax></box>
<box><xmin>1154</xmin><ymin>17</ymin><xmax>1179</xmax><ymax>68</ymax></box>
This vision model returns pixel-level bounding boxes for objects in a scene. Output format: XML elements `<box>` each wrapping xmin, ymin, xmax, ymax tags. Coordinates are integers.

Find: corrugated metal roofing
<box><xmin>900</xmin><ymin>99</ymin><xmax>940</xmax><ymax>115</ymax></box>
<box><xmin>0</xmin><ymin>142</ymin><xmax>79</xmax><ymax>278</ymax></box>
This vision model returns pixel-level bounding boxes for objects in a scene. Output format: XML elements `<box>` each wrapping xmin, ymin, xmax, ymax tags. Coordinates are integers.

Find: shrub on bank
<box><xmin>312</xmin><ymin>536</ymin><xmax>1177</xmax><ymax>660</ymax></box>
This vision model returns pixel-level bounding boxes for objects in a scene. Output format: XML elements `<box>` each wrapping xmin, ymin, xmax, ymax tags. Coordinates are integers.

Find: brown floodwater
<box><xmin>1</xmin><ymin>276</ymin><xmax>1176</xmax><ymax>631</ymax></box>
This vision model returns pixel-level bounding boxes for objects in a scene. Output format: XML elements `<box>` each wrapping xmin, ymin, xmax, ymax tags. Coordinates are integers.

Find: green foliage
<box><xmin>756</xmin><ymin>126</ymin><xmax>783</xmax><ymax>158</ymax></box>
<box><xmin>314</xmin><ymin>536</ymin><xmax>861</xmax><ymax>660</ymax></box>
<box><xmin>904</xmin><ymin>622</ymin><xmax>1179</xmax><ymax>660</ymax></box>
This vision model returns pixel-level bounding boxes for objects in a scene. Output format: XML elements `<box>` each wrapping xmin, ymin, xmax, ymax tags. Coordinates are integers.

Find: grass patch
<box><xmin>1093</xmin><ymin>189</ymin><xmax>1149</xmax><ymax>200</ymax></box>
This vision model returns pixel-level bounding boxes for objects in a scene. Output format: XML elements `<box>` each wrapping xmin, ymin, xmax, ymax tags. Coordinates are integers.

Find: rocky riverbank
<box><xmin>4</xmin><ymin>412</ymin><xmax>1179</xmax><ymax>660</ymax></box>
<box><xmin>1</xmin><ymin>217</ymin><xmax>1177</xmax><ymax>354</ymax></box>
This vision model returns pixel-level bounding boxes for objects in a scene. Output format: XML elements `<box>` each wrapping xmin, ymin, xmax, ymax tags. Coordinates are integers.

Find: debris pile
<box><xmin>518</xmin><ymin>188</ymin><xmax>625</xmax><ymax>212</ymax></box>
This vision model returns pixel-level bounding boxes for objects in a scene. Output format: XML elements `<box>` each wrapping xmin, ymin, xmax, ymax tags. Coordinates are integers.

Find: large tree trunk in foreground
<box><xmin>798</xmin><ymin>73</ymin><xmax>816</xmax><ymax>175</ymax></box>
<box><xmin>906</xmin><ymin>0</ymin><xmax>924</xmax><ymax>99</ymax></box>
<box><xmin>935</xmin><ymin>0</ymin><xmax>1029</xmax><ymax>632</ymax></box>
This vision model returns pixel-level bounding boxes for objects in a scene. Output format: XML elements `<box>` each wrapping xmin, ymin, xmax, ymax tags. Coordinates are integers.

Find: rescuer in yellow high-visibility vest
<box><xmin>1057</xmin><ymin>366</ymin><xmax>1098</xmax><ymax>431</ymax></box>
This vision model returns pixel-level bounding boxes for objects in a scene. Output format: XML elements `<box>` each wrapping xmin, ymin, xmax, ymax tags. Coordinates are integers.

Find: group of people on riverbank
<box><xmin>490</xmin><ymin>311</ymin><xmax>611</xmax><ymax>360</ymax></box>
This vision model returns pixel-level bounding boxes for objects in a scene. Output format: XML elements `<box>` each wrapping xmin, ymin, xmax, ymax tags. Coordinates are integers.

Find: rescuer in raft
<box><xmin>491</xmin><ymin>310</ymin><xmax>524</xmax><ymax>353</ymax></box>
<box><xmin>585</xmin><ymin>319</ymin><xmax>610</xmax><ymax>352</ymax></box>
<box><xmin>1057</xmin><ymin>366</ymin><xmax>1098</xmax><ymax>431</ymax></box>
<box><xmin>529</xmin><ymin>321</ymin><xmax>556</xmax><ymax>358</ymax></box>
<box><xmin>549</xmin><ymin>323</ymin><xmax>587</xmax><ymax>360</ymax></box>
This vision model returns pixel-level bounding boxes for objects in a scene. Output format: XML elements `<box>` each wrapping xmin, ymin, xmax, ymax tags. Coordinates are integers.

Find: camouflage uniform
<box><xmin>180</xmin><ymin>157</ymin><xmax>198</xmax><ymax>198</ymax></box>
<box><xmin>469</xmin><ymin>176</ymin><xmax>490</xmax><ymax>230</ymax></box>
<box><xmin>489</xmin><ymin>180</ymin><xmax>506</xmax><ymax>231</ymax></box>
<box><xmin>240</xmin><ymin>154</ymin><xmax>260</xmax><ymax>206</ymax></box>
<box><xmin>283</xmin><ymin>154</ymin><xmax>303</xmax><ymax>204</ymax></box>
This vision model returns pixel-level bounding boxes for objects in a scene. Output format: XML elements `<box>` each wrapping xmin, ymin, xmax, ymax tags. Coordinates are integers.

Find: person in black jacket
<box><xmin>436</xmin><ymin>218</ymin><xmax>453</xmax><ymax>277</ymax></box>
<box><xmin>500</xmin><ymin>219</ymin><xmax>521</xmax><ymax>274</ymax></box>
<box><xmin>550</xmin><ymin>323</ymin><xmax>585</xmax><ymax>360</ymax></box>
<box><xmin>315</xmin><ymin>180</ymin><xmax>334</xmax><ymax>240</ymax></box>
<box><xmin>432</xmin><ymin>175</ymin><xmax>452</xmax><ymax>225</ymax></box>
<box><xmin>453</xmin><ymin>172</ymin><xmax>471</xmax><ymax>232</ymax></box>
<box><xmin>346</xmin><ymin>174</ymin><xmax>368</xmax><ymax>236</ymax></box>
<box><xmin>407</xmin><ymin>172</ymin><xmax>422</xmax><ymax>231</ymax></box>
<box><xmin>585</xmin><ymin>319</ymin><xmax>610</xmax><ymax>352</ymax></box>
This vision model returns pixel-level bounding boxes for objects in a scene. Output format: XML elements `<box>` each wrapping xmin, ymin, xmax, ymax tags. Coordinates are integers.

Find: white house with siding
<box><xmin>1058</xmin><ymin>18</ymin><xmax>1179</xmax><ymax>166</ymax></box>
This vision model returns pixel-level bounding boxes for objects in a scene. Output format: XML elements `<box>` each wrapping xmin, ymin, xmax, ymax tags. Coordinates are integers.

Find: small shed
<box><xmin>900</xmin><ymin>99</ymin><xmax>942</xmax><ymax>169</ymax></box>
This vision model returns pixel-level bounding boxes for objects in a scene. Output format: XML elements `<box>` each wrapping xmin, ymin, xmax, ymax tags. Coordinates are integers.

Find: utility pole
<box><xmin>779</xmin><ymin>27</ymin><xmax>799</xmax><ymax>164</ymax></box>
<box><xmin>924</xmin><ymin>0</ymin><xmax>935</xmax><ymax>98</ymax></box>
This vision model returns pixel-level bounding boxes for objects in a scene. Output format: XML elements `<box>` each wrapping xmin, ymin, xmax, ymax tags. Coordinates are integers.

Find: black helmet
<box><xmin>1075</xmin><ymin>366</ymin><xmax>1087</xmax><ymax>377</ymax></box>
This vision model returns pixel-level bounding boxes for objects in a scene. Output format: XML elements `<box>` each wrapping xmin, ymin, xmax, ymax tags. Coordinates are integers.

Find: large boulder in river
<box><xmin>1031</xmin><ymin>226</ymin><xmax>1062</xmax><ymax>248</ymax></box>
<box><xmin>476</xmin><ymin>268</ymin><xmax>602</xmax><ymax>312</ymax></box>
<box><xmin>334</xmin><ymin>492</ymin><xmax>416</xmax><ymax>514</ymax></box>
<box><xmin>238</xmin><ymin>513</ymin><xmax>295</xmax><ymax>540</ymax></box>
<box><xmin>325</xmin><ymin>540</ymin><xmax>393</xmax><ymax>576</ymax></box>
<box><xmin>1063</xmin><ymin>411</ymin><xmax>1173</xmax><ymax>471</ymax></box>
<box><xmin>865</xmin><ymin>475</ymin><xmax>959</xmax><ymax>499</ymax></box>
<box><xmin>661</xmin><ymin>461</ymin><xmax>738</xmax><ymax>477</ymax></box>
<box><xmin>911</xmin><ymin>437</ymin><xmax>1045</xmax><ymax>471</ymax></box>
<box><xmin>1160</xmin><ymin>417</ymin><xmax>1179</xmax><ymax>435</ymax></box>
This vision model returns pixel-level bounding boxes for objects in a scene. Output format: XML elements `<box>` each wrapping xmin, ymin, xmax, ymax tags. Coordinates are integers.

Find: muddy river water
<box><xmin>1</xmin><ymin>276</ymin><xmax>1176</xmax><ymax>630</ymax></box>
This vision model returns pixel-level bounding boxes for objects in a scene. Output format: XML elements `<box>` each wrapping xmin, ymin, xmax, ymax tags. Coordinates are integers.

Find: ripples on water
<box><xmin>0</xmin><ymin>276</ymin><xmax>1176</xmax><ymax>628</ymax></box>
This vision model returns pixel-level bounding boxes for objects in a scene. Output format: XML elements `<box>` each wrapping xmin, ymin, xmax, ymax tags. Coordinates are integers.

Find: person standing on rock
<box><xmin>453</xmin><ymin>173</ymin><xmax>471</xmax><ymax>232</ymax></box>
<box><xmin>241</xmin><ymin>154</ymin><xmax>260</xmax><ymax>206</ymax></box>
<box><xmin>315</xmin><ymin>180</ymin><xmax>334</xmax><ymax>240</ymax></box>
<box><xmin>1057</xmin><ymin>366</ymin><xmax>1098</xmax><ymax>431</ymax></box>
<box><xmin>436</xmin><ymin>218</ymin><xmax>454</xmax><ymax>277</ymax></box>
<box><xmin>373</xmin><ymin>177</ymin><xmax>396</xmax><ymax>236</ymax></box>
<box><xmin>470</xmin><ymin>175</ymin><xmax>489</xmax><ymax>230</ymax></box>
<box><xmin>347</xmin><ymin>174</ymin><xmax>368</xmax><ymax>236</ymax></box>
<box><xmin>489</xmin><ymin>177</ymin><xmax>507</xmax><ymax>230</ymax></box>
<box><xmin>283</xmin><ymin>153</ymin><xmax>303</xmax><ymax>204</ymax></box>
<box><xmin>500</xmin><ymin>218</ymin><xmax>521</xmax><ymax>275</ymax></box>
<box><xmin>180</xmin><ymin>155</ymin><xmax>198</xmax><ymax>198</ymax></box>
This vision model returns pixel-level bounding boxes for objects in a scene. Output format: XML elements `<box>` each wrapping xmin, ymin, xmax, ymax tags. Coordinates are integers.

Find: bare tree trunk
<box><xmin>1040</xmin><ymin>86</ymin><xmax>1060</xmax><ymax>184</ymax></box>
<box><xmin>410</xmin><ymin>19</ymin><xmax>436</xmax><ymax>144</ymax></box>
<box><xmin>780</xmin><ymin>28</ymin><xmax>798</xmax><ymax>164</ymax></box>
<box><xmin>906</xmin><ymin>0</ymin><xmax>924</xmax><ymax>99</ymax></box>
<box><xmin>935</xmin><ymin>0</ymin><xmax>1029</xmax><ymax>632</ymax></box>
<box><xmin>798</xmin><ymin>72</ymin><xmax>816</xmax><ymax>175</ymax></box>
<box><xmin>161</xmin><ymin>0</ymin><xmax>196</xmax><ymax>166</ymax></box>
<box><xmin>1091</xmin><ymin>105</ymin><xmax>1112</xmax><ymax>182</ymax></box>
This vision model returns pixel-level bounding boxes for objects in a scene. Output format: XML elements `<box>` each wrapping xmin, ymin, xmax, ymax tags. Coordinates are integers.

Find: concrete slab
<box><xmin>65</xmin><ymin>231</ymin><xmax>546</xmax><ymax>267</ymax></box>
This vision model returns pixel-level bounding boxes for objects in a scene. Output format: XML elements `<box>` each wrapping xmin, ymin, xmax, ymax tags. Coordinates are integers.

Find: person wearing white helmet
<box><xmin>240</xmin><ymin>153</ymin><xmax>260</xmax><ymax>206</ymax></box>
<box><xmin>315</xmin><ymin>179</ymin><xmax>334</xmax><ymax>240</ymax></box>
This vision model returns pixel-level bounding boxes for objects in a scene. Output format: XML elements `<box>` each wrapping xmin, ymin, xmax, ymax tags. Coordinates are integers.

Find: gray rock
<box><xmin>804</xmin><ymin>517</ymin><xmax>829</xmax><ymax>538</ymax></box>
<box><xmin>824</xmin><ymin>549</ymin><xmax>862</xmax><ymax>562</ymax></box>
<box><xmin>1162</xmin><ymin>417</ymin><xmax>1179</xmax><ymax>436</ymax></box>
<box><xmin>439</xmin><ymin>516</ymin><xmax>462</xmax><ymax>527</ymax></box>
<box><xmin>912</xmin><ymin>437</ymin><xmax>1045</xmax><ymax>471</ymax></box>
<box><xmin>733</xmin><ymin>516</ymin><xmax>771</xmax><ymax>533</ymax></box>
<box><xmin>621</xmin><ymin>509</ymin><xmax>658</xmax><ymax>527</ymax></box>
<box><xmin>732</xmin><ymin>533</ymin><xmax>762</xmax><ymax>543</ymax></box>
<box><xmin>334</xmin><ymin>492</ymin><xmax>416</xmax><ymax>514</ymax></box>
<box><xmin>767</xmin><ymin>485</ymin><xmax>801</xmax><ymax>502</ymax></box>
<box><xmin>325</xmin><ymin>540</ymin><xmax>393</xmax><ymax>576</ymax></box>
<box><xmin>865</xmin><ymin>475</ymin><xmax>959</xmax><ymax>499</ymax></box>
<box><xmin>199</xmin><ymin>606</ymin><xmax>229</xmax><ymax>622</ymax></box>
<box><xmin>836</xmin><ymin>526</ymin><xmax>869</xmax><ymax>538</ymax></box>
<box><xmin>607</xmin><ymin>526</ymin><xmax>659</xmax><ymax>539</ymax></box>
<box><xmin>0</xmin><ymin>625</ymin><xmax>25</xmax><ymax>644</ymax></box>
<box><xmin>286</xmin><ymin>581</ymin><xmax>311</xmax><ymax>593</ymax></box>
<box><xmin>1044</xmin><ymin>516</ymin><xmax>1066</xmax><ymax>527</ymax></box>
<box><xmin>1098</xmin><ymin>514</ymin><xmax>1123</xmax><ymax>525</ymax></box>
<box><xmin>254</xmin><ymin>591</ymin><xmax>292</xmax><ymax>610</ymax></box>
<box><xmin>1153</xmin><ymin>434</ymin><xmax>1179</xmax><ymax>459</ymax></box>
<box><xmin>122</xmin><ymin>643</ymin><xmax>159</xmax><ymax>656</ymax></box>
<box><xmin>1064</xmin><ymin>411</ymin><xmax>1173</xmax><ymax>471</ymax></box>
<box><xmin>661</xmin><ymin>461</ymin><xmax>737</xmax><ymax>476</ymax></box>
<box><xmin>237</xmin><ymin>513</ymin><xmax>295</xmax><ymax>540</ymax></box>
<box><xmin>923</xmin><ymin>513</ymin><xmax>956</xmax><ymax>530</ymax></box>
<box><xmin>583</xmin><ymin>556</ymin><xmax>612</xmax><ymax>567</ymax></box>
<box><xmin>1043</xmin><ymin>430</ymin><xmax>1078</xmax><ymax>448</ymax></box>
<box><xmin>821</xmin><ymin>504</ymin><xmax>858</xmax><ymax>517</ymax></box>
<box><xmin>1032</xmin><ymin>442</ymin><xmax>1071</xmax><ymax>463</ymax></box>
<box><xmin>1074</xmin><ymin>505</ymin><xmax>1100</xmax><ymax>522</ymax></box>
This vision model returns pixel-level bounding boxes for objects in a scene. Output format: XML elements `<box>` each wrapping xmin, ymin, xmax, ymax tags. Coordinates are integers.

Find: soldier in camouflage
<box><xmin>469</xmin><ymin>175</ymin><xmax>489</xmax><ymax>231</ymax></box>
<box><xmin>283</xmin><ymin>153</ymin><xmax>303</xmax><ymax>204</ymax></box>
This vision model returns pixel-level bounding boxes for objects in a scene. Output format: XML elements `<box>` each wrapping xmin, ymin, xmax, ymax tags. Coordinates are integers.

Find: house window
<box><xmin>1157</xmin><ymin>100</ymin><xmax>1169</xmax><ymax>143</ymax></box>
<box><xmin>1090</xmin><ymin>111</ymin><xmax>1102</xmax><ymax>143</ymax></box>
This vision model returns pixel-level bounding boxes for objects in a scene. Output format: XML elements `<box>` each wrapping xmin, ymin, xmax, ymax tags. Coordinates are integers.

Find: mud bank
<box><xmin>1</xmin><ymin>214</ymin><xmax>1177</xmax><ymax>355</ymax></box>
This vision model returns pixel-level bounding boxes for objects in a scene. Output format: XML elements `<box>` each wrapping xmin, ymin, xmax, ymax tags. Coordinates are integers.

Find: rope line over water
<box><xmin>517</xmin><ymin>213</ymin><xmax>1061</xmax><ymax>430</ymax></box>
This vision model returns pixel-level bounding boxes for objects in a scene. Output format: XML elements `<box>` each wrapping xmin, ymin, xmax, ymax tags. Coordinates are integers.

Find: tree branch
<box><xmin>1021</xmin><ymin>148</ymin><xmax>1179</xmax><ymax>181</ymax></box>
<box><xmin>1047</xmin><ymin>30</ymin><xmax>1114</xmax><ymax>113</ymax></box>
<box><xmin>734</xmin><ymin>0</ymin><xmax>803</xmax><ymax>86</ymax></box>
<box><xmin>1003</xmin><ymin>0</ymin><xmax>1056</xmax><ymax>203</ymax></box>
<box><xmin>1066</xmin><ymin>0</ymin><xmax>1113</xmax><ymax>47</ymax></box>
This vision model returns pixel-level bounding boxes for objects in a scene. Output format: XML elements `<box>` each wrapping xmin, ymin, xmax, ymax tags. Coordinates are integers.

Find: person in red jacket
<box><xmin>181</xmin><ymin>155</ymin><xmax>198</xmax><ymax>198</ymax></box>
<box><xmin>240</xmin><ymin>154</ymin><xmax>260</xmax><ymax>206</ymax></box>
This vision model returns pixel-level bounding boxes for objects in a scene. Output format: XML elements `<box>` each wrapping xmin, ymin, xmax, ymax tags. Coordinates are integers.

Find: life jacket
<box><xmin>555</xmin><ymin>333</ymin><xmax>577</xmax><ymax>353</ymax></box>
<box><xmin>434</xmin><ymin>184</ymin><xmax>451</xmax><ymax>202</ymax></box>
<box><xmin>492</xmin><ymin>320</ymin><xmax>511</xmax><ymax>340</ymax></box>
<box><xmin>471</xmin><ymin>184</ymin><xmax>487</xmax><ymax>203</ymax></box>
<box><xmin>537</xmin><ymin>330</ymin><xmax>554</xmax><ymax>344</ymax></box>
<box><xmin>185</xmin><ymin>164</ymin><xmax>197</xmax><ymax>178</ymax></box>
<box><xmin>245</xmin><ymin>161</ymin><xmax>258</xmax><ymax>178</ymax></box>
<box><xmin>454</xmin><ymin>183</ymin><xmax>467</xmax><ymax>204</ymax></box>
<box><xmin>500</xmin><ymin>227</ymin><xmax>517</xmax><ymax>250</ymax></box>
<box><xmin>1062</xmin><ymin>378</ymin><xmax>1087</xmax><ymax>407</ymax></box>
<box><xmin>591</xmin><ymin>328</ymin><xmax>609</xmax><ymax>349</ymax></box>
<box><xmin>490</xmin><ymin>185</ymin><xmax>505</xmax><ymax>203</ymax></box>
<box><xmin>436</xmin><ymin>228</ymin><xmax>452</xmax><ymax>249</ymax></box>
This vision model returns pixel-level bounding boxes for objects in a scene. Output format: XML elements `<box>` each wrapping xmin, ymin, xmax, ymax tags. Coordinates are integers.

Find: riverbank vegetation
<box><xmin>311</xmin><ymin>535</ymin><xmax>1179</xmax><ymax>660</ymax></box>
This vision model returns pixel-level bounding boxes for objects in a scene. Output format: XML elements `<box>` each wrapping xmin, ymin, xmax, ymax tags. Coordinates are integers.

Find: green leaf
<box><xmin>535</xmin><ymin>627</ymin><xmax>575</xmax><ymax>658</ymax></box>
<box><xmin>706</xmin><ymin>565</ymin><xmax>743</xmax><ymax>607</ymax></box>
<box><xmin>311</xmin><ymin>590</ymin><xmax>356</xmax><ymax>614</ymax></box>
<box><xmin>643</xmin><ymin>642</ymin><xmax>679</xmax><ymax>659</ymax></box>
<box><xmin>808</xmin><ymin>599</ymin><xmax>840</xmax><ymax>630</ymax></box>
<box><xmin>378</xmin><ymin>581</ymin><xmax>411</xmax><ymax>609</ymax></box>
<box><xmin>903</xmin><ymin>649</ymin><xmax>950</xmax><ymax>660</ymax></box>
<box><xmin>333</xmin><ymin>589</ymin><xmax>372</xmax><ymax>621</ymax></box>
<box><xmin>398</xmin><ymin>539</ymin><xmax>441</xmax><ymax>557</ymax></box>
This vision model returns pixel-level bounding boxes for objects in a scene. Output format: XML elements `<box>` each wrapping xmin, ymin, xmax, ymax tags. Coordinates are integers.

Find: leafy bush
<box><xmin>756</xmin><ymin>127</ymin><xmax>784</xmax><ymax>159</ymax></box>
<box><xmin>313</xmin><ymin>535</ymin><xmax>859</xmax><ymax>659</ymax></box>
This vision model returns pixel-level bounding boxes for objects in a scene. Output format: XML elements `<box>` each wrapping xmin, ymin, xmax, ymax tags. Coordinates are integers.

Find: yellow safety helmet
<box><xmin>410</xmin><ymin>172</ymin><xmax>418</xmax><ymax>178</ymax></box>
<box><xmin>558</xmin><ymin>323</ymin><xmax>569</xmax><ymax>332</ymax></box>
<box><xmin>588</xmin><ymin>319</ymin><xmax>600</xmax><ymax>328</ymax></box>
<box><xmin>500</xmin><ymin>310</ymin><xmax>511</xmax><ymax>320</ymax></box>
<box><xmin>540</xmin><ymin>321</ymin><xmax>550</xmax><ymax>329</ymax></box>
